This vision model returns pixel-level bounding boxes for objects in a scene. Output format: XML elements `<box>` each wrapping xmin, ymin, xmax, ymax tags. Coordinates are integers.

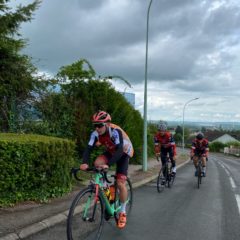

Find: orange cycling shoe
<box><xmin>117</xmin><ymin>212</ymin><xmax>127</xmax><ymax>229</ymax></box>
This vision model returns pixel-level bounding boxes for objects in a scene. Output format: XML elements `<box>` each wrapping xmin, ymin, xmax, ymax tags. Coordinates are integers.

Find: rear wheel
<box><xmin>67</xmin><ymin>186</ymin><xmax>104</xmax><ymax>240</ymax></box>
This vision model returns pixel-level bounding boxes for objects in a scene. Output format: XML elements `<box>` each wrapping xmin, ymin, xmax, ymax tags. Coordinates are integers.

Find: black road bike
<box><xmin>157</xmin><ymin>155</ymin><xmax>175</xmax><ymax>193</ymax></box>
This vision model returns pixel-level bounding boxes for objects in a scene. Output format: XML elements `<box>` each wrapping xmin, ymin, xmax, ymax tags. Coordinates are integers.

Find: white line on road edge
<box><xmin>217</xmin><ymin>160</ymin><xmax>240</xmax><ymax>215</ymax></box>
<box><xmin>235</xmin><ymin>194</ymin><xmax>240</xmax><ymax>215</ymax></box>
<box><xmin>217</xmin><ymin>161</ymin><xmax>236</xmax><ymax>188</ymax></box>
<box><xmin>229</xmin><ymin>177</ymin><xmax>236</xmax><ymax>189</ymax></box>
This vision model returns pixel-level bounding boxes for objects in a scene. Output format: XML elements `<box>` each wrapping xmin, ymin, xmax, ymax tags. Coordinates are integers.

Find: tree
<box><xmin>36</xmin><ymin>59</ymin><xmax>144</xmax><ymax>163</ymax></box>
<box><xmin>0</xmin><ymin>0</ymin><xmax>41</xmax><ymax>131</ymax></box>
<box><xmin>175</xmin><ymin>125</ymin><xmax>183</xmax><ymax>135</ymax></box>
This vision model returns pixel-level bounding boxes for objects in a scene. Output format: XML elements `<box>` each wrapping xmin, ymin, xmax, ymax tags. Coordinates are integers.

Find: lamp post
<box><xmin>143</xmin><ymin>0</ymin><xmax>153</xmax><ymax>172</ymax></box>
<box><xmin>182</xmin><ymin>97</ymin><xmax>199</xmax><ymax>152</ymax></box>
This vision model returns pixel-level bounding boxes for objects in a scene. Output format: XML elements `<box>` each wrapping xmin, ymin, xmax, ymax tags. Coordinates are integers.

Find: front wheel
<box><xmin>157</xmin><ymin>167</ymin><xmax>165</xmax><ymax>193</ymax></box>
<box><xmin>67</xmin><ymin>186</ymin><xmax>104</xmax><ymax>240</ymax></box>
<box><xmin>197</xmin><ymin>166</ymin><xmax>202</xmax><ymax>189</ymax></box>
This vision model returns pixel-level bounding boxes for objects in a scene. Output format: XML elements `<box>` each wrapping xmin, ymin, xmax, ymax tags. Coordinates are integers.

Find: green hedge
<box><xmin>209</xmin><ymin>141</ymin><xmax>225</xmax><ymax>152</ymax></box>
<box><xmin>0</xmin><ymin>133</ymin><xmax>75</xmax><ymax>206</ymax></box>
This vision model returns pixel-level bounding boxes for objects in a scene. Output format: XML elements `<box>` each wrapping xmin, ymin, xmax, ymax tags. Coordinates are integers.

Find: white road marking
<box><xmin>217</xmin><ymin>160</ymin><xmax>240</xmax><ymax>214</ymax></box>
<box><xmin>229</xmin><ymin>177</ymin><xmax>237</xmax><ymax>189</ymax></box>
<box><xmin>235</xmin><ymin>194</ymin><xmax>240</xmax><ymax>215</ymax></box>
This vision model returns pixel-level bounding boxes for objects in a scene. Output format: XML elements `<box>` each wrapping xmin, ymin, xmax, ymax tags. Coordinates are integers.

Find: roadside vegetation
<box><xmin>0</xmin><ymin>0</ymin><xmax>155</xmax><ymax>206</ymax></box>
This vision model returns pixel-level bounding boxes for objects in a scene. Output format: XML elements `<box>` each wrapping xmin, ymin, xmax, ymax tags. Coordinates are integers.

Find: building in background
<box><xmin>120</xmin><ymin>92</ymin><xmax>135</xmax><ymax>108</ymax></box>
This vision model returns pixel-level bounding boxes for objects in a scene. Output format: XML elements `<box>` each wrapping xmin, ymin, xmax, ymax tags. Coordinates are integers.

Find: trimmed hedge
<box><xmin>0</xmin><ymin>133</ymin><xmax>75</xmax><ymax>206</ymax></box>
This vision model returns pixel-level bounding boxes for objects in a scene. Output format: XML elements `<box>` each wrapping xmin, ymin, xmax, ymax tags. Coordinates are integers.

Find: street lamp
<box><xmin>182</xmin><ymin>97</ymin><xmax>199</xmax><ymax>152</ymax></box>
<box><xmin>143</xmin><ymin>0</ymin><xmax>153</xmax><ymax>172</ymax></box>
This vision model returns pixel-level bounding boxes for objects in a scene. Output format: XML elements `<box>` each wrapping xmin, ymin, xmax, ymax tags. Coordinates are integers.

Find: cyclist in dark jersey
<box><xmin>154</xmin><ymin>122</ymin><xmax>177</xmax><ymax>175</ymax></box>
<box><xmin>80</xmin><ymin>111</ymin><xmax>134</xmax><ymax>229</ymax></box>
<box><xmin>190</xmin><ymin>132</ymin><xmax>209</xmax><ymax>177</ymax></box>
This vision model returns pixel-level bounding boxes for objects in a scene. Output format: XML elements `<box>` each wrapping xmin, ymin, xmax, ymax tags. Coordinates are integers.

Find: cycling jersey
<box><xmin>154</xmin><ymin>131</ymin><xmax>176</xmax><ymax>155</ymax></box>
<box><xmin>191</xmin><ymin>138</ymin><xmax>209</xmax><ymax>156</ymax></box>
<box><xmin>83</xmin><ymin>123</ymin><xmax>134</xmax><ymax>166</ymax></box>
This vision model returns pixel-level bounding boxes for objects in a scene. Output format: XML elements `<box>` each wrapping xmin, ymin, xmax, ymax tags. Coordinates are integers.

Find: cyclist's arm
<box><xmin>154</xmin><ymin>135</ymin><xmax>161</xmax><ymax>154</ymax></box>
<box><xmin>190</xmin><ymin>141</ymin><xmax>196</xmax><ymax>157</ymax></box>
<box><xmin>202</xmin><ymin>140</ymin><xmax>209</xmax><ymax>157</ymax></box>
<box><xmin>82</xmin><ymin>132</ymin><xmax>98</xmax><ymax>164</ymax></box>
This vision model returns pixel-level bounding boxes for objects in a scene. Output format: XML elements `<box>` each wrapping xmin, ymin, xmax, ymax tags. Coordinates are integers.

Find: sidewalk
<box><xmin>0</xmin><ymin>156</ymin><xmax>189</xmax><ymax>240</ymax></box>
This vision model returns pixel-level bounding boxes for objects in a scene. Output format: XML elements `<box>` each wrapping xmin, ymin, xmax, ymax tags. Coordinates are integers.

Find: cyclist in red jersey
<box><xmin>154</xmin><ymin>122</ymin><xmax>177</xmax><ymax>176</ymax></box>
<box><xmin>80</xmin><ymin>111</ymin><xmax>134</xmax><ymax>229</ymax></box>
<box><xmin>190</xmin><ymin>132</ymin><xmax>209</xmax><ymax>177</ymax></box>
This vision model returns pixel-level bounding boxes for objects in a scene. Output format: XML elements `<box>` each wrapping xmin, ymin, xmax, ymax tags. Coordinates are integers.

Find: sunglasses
<box><xmin>93</xmin><ymin>123</ymin><xmax>105</xmax><ymax>129</ymax></box>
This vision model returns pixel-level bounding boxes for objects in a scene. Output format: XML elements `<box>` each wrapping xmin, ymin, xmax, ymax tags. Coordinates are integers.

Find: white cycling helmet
<box><xmin>158</xmin><ymin>123</ymin><xmax>167</xmax><ymax>131</ymax></box>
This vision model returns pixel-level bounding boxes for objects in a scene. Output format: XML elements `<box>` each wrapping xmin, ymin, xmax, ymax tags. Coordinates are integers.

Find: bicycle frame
<box><xmin>85</xmin><ymin>172</ymin><xmax>121</xmax><ymax>219</ymax></box>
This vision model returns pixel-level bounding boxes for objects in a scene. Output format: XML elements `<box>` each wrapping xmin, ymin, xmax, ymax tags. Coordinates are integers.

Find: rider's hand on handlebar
<box><xmin>80</xmin><ymin>163</ymin><xmax>89</xmax><ymax>171</ymax></box>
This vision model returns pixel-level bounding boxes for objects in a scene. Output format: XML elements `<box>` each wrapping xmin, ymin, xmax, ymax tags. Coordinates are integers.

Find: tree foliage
<box><xmin>34</xmin><ymin>59</ymin><xmax>145</xmax><ymax>163</ymax></box>
<box><xmin>0</xmin><ymin>0</ymin><xmax>41</xmax><ymax>131</ymax></box>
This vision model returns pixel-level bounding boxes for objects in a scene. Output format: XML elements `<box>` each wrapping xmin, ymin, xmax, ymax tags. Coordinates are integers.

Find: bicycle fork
<box><xmin>82</xmin><ymin>185</ymin><xmax>99</xmax><ymax>222</ymax></box>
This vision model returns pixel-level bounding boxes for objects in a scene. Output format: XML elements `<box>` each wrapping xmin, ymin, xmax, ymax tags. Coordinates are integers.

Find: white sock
<box><xmin>202</xmin><ymin>167</ymin><xmax>206</xmax><ymax>173</ymax></box>
<box><xmin>120</xmin><ymin>202</ymin><xmax>127</xmax><ymax>213</ymax></box>
<box><xmin>172</xmin><ymin>166</ymin><xmax>176</xmax><ymax>173</ymax></box>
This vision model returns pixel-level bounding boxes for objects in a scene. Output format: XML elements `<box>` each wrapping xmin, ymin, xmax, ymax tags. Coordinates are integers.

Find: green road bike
<box><xmin>157</xmin><ymin>155</ymin><xmax>175</xmax><ymax>193</ymax></box>
<box><xmin>67</xmin><ymin>167</ymin><xmax>133</xmax><ymax>240</ymax></box>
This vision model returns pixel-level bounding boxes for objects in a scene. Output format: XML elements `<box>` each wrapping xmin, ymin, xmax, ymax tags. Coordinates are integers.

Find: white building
<box><xmin>120</xmin><ymin>92</ymin><xmax>135</xmax><ymax>108</ymax></box>
<box><xmin>212</xmin><ymin>133</ymin><xmax>239</xmax><ymax>144</ymax></box>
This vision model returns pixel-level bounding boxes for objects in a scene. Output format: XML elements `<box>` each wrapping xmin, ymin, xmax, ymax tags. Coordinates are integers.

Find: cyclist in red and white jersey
<box><xmin>154</xmin><ymin>122</ymin><xmax>177</xmax><ymax>175</ymax></box>
<box><xmin>190</xmin><ymin>132</ymin><xmax>209</xmax><ymax>177</ymax></box>
<box><xmin>80</xmin><ymin>110</ymin><xmax>134</xmax><ymax>229</ymax></box>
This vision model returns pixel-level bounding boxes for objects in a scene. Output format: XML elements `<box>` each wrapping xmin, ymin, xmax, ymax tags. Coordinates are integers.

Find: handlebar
<box><xmin>70</xmin><ymin>167</ymin><xmax>113</xmax><ymax>183</ymax></box>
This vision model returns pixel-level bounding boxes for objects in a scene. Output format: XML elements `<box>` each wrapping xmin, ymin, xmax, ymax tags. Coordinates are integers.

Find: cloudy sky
<box><xmin>12</xmin><ymin>0</ymin><xmax>240</xmax><ymax>123</ymax></box>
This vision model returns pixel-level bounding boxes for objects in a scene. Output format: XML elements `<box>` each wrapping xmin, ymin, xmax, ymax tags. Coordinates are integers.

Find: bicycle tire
<box><xmin>114</xmin><ymin>177</ymin><xmax>133</xmax><ymax>215</ymax></box>
<box><xmin>67</xmin><ymin>186</ymin><xmax>104</xmax><ymax>240</ymax></box>
<box><xmin>167</xmin><ymin>172</ymin><xmax>175</xmax><ymax>188</ymax></box>
<box><xmin>157</xmin><ymin>167</ymin><xmax>165</xmax><ymax>193</ymax></box>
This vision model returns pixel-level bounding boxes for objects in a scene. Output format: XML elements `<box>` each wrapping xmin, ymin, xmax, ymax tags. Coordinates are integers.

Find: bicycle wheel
<box><xmin>167</xmin><ymin>171</ymin><xmax>175</xmax><ymax>188</ymax></box>
<box><xmin>67</xmin><ymin>186</ymin><xmax>104</xmax><ymax>240</ymax></box>
<box><xmin>114</xmin><ymin>177</ymin><xmax>133</xmax><ymax>215</ymax></box>
<box><xmin>157</xmin><ymin>167</ymin><xmax>165</xmax><ymax>193</ymax></box>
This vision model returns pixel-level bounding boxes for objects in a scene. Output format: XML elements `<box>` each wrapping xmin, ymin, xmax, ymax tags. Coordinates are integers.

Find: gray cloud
<box><xmin>15</xmin><ymin>0</ymin><xmax>240</xmax><ymax>121</ymax></box>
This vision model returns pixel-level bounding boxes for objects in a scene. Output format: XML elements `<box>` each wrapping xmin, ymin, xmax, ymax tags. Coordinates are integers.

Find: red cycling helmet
<box><xmin>92</xmin><ymin>111</ymin><xmax>111</xmax><ymax>123</ymax></box>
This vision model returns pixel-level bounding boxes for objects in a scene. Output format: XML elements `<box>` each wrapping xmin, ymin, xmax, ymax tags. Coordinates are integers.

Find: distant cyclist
<box><xmin>80</xmin><ymin>110</ymin><xmax>134</xmax><ymax>229</ymax></box>
<box><xmin>190</xmin><ymin>132</ymin><xmax>209</xmax><ymax>177</ymax></box>
<box><xmin>154</xmin><ymin>122</ymin><xmax>177</xmax><ymax>176</ymax></box>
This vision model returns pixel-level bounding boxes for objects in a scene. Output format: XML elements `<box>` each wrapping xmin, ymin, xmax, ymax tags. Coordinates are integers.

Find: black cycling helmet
<box><xmin>196</xmin><ymin>132</ymin><xmax>204</xmax><ymax>140</ymax></box>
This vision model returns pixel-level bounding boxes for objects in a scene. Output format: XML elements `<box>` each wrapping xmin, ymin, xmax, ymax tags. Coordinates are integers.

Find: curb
<box><xmin>0</xmin><ymin>159</ymin><xmax>190</xmax><ymax>240</ymax></box>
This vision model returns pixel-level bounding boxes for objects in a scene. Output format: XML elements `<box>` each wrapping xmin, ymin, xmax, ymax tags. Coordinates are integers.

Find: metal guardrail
<box><xmin>223</xmin><ymin>147</ymin><xmax>240</xmax><ymax>157</ymax></box>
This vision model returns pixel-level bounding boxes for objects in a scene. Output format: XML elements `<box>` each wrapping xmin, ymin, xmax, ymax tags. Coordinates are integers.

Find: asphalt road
<box><xmin>25</xmin><ymin>153</ymin><xmax>240</xmax><ymax>240</ymax></box>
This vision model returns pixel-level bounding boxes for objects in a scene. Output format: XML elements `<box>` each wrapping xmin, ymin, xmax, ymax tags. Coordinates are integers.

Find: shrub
<box><xmin>209</xmin><ymin>141</ymin><xmax>225</xmax><ymax>152</ymax></box>
<box><xmin>0</xmin><ymin>133</ymin><xmax>75</xmax><ymax>206</ymax></box>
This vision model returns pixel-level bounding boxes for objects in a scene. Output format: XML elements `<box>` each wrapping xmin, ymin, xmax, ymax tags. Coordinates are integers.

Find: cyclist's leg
<box><xmin>94</xmin><ymin>152</ymin><xmax>110</xmax><ymax>167</ymax></box>
<box><xmin>193</xmin><ymin>155</ymin><xmax>198</xmax><ymax>176</ymax></box>
<box><xmin>169</xmin><ymin>148</ymin><xmax>176</xmax><ymax>174</ymax></box>
<box><xmin>160</xmin><ymin>151</ymin><xmax>167</xmax><ymax>177</ymax></box>
<box><xmin>116</xmin><ymin>153</ymin><xmax>129</xmax><ymax>229</ymax></box>
<box><xmin>201</xmin><ymin>156</ymin><xmax>207</xmax><ymax>176</ymax></box>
